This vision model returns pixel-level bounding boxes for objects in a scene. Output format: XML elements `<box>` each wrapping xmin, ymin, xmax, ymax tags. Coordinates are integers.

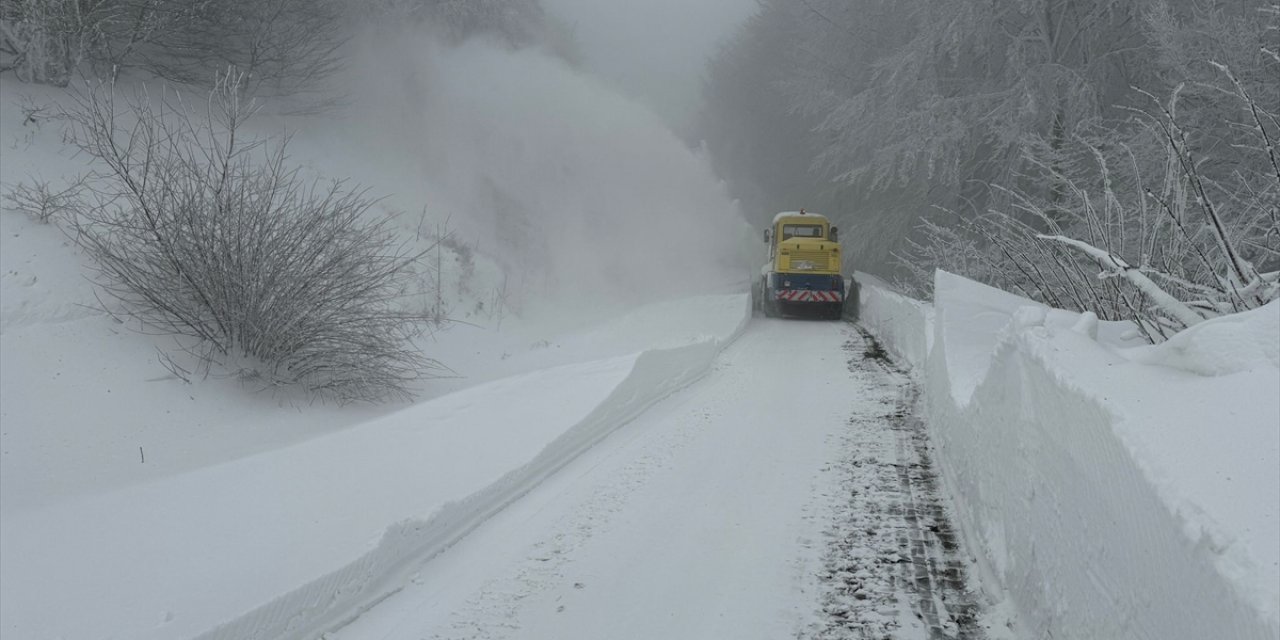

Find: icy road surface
<box><xmin>332</xmin><ymin>319</ymin><xmax>989</xmax><ymax>640</ymax></box>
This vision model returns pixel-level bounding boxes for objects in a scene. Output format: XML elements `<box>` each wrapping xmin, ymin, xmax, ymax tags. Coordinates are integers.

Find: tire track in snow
<box><xmin>332</xmin><ymin>319</ymin><xmax>851</xmax><ymax>640</ymax></box>
<box><xmin>807</xmin><ymin>325</ymin><xmax>985</xmax><ymax>640</ymax></box>
<box><xmin>427</xmin><ymin>407</ymin><xmax>707</xmax><ymax>640</ymax></box>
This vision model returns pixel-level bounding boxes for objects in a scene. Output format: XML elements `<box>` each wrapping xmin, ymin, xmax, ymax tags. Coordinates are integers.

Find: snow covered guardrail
<box><xmin>856</xmin><ymin>270</ymin><xmax>1279</xmax><ymax>640</ymax></box>
<box><xmin>0</xmin><ymin>295</ymin><xmax>751</xmax><ymax>640</ymax></box>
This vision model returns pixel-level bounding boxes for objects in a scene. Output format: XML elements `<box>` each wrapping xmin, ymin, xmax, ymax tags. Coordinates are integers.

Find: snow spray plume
<box><xmin>339</xmin><ymin>28</ymin><xmax>756</xmax><ymax>318</ymax></box>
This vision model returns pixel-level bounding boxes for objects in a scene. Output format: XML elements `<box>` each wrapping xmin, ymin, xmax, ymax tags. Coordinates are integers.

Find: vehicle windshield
<box><xmin>782</xmin><ymin>224</ymin><xmax>824</xmax><ymax>240</ymax></box>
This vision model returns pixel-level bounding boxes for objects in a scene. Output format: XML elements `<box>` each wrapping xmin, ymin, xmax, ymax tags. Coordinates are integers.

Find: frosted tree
<box><xmin>0</xmin><ymin>0</ymin><xmax>345</xmax><ymax>95</ymax></box>
<box><xmin>0</xmin><ymin>0</ymin><xmax>140</xmax><ymax>85</ymax></box>
<box><xmin>904</xmin><ymin>3</ymin><xmax>1279</xmax><ymax>338</ymax></box>
<box><xmin>697</xmin><ymin>0</ymin><xmax>1160</xmax><ymax>273</ymax></box>
<box><xmin>139</xmin><ymin>0</ymin><xmax>345</xmax><ymax>98</ymax></box>
<box><xmin>699</xmin><ymin>0</ymin><xmax>825</xmax><ymax>228</ymax></box>
<box><xmin>790</xmin><ymin>0</ymin><xmax>1149</xmax><ymax>202</ymax></box>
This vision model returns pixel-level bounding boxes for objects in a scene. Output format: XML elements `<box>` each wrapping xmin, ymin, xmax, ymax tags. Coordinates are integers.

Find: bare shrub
<box><xmin>3</xmin><ymin>175</ymin><xmax>84</xmax><ymax>223</ymax></box>
<box><xmin>486</xmin><ymin>273</ymin><xmax>510</xmax><ymax>328</ymax></box>
<box><xmin>895</xmin><ymin>216</ymin><xmax>989</xmax><ymax>300</ymax></box>
<box><xmin>64</xmin><ymin>71</ymin><xmax>442</xmax><ymax>402</ymax></box>
<box><xmin>410</xmin><ymin>212</ymin><xmax>458</xmax><ymax>327</ymax></box>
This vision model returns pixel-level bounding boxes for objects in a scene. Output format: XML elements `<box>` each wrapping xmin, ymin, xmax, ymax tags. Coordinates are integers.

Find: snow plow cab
<box><xmin>753</xmin><ymin>210</ymin><xmax>853</xmax><ymax>320</ymax></box>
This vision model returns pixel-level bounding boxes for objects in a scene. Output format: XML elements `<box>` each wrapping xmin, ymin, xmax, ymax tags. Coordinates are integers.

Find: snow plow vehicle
<box><xmin>752</xmin><ymin>210</ymin><xmax>856</xmax><ymax>320</ymax></box>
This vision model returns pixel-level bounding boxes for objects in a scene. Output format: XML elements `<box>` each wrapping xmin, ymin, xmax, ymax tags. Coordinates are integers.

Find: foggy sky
<box><xmin>543</xmin><ymin>0</ymin><xmax>758</xmax><ymax>132</ymax></box>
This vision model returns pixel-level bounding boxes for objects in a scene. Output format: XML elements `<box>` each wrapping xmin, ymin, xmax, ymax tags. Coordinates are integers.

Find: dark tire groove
<box><xmin>806</xmin><ymin>324</ymin><xmax>986</xmax><ymax>639</ymax></box>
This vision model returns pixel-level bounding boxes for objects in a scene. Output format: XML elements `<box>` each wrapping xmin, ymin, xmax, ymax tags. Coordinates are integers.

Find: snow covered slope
<box><xmin>0</xmin><ymin>166</ymin><xmax>752</xmax><ymax>638</ymax></box>
<box><xmin>0</xmin><ymin>293</ymin><xmax>750</xmax><ymax>640</ymax></box>
<box><xmin>858</xmin><ymin>270</ymin><xmax>1280</xmax><ymax>640</ymax></box>
<box><xmin>0</xmin><ymin>29</ymin><xmax>757</xmax><ymax>639</ymax></box>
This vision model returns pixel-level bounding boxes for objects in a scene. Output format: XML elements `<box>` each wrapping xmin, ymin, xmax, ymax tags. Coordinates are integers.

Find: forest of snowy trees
<box><xmin>699</xmin><ymin>0</ymin><xmax>1278</xmax><ymax>340</ymax></box>
<box><xmin>0</xmin><ymin>0</ymin><xmax>569</xmax><ymax>92</ymax></box>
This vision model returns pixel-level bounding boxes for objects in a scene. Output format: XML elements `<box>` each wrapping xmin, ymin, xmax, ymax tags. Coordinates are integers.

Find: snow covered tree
<box><xmin>794</xmin><ymin>0</ymin><xmax>1150</xmax><ymax>203</ymax></box>
<box><xmin>136</xmin><ymin>0</ymin><xmax>345</xmax><ymax>97</ymax></box>
<box><xmin>904</xmin><ymin>3</ymin><xmax>1279</xmax><ymax>339</ymax></box>
<box><xmin>0</xmin><ymin>0</ymin><xmax>345</xmax><ymax>96</ymax></box>
<box><xmin>697</xmin><ymin>0</ymin><xmax>1161</xmax><ymax>275</ymax></box>
<box><xmin>699</xmin><ymin>1</ymin><xmax>821</xmax><ymax>226</ymax></box>
<box><xmin>0</xmin><ymin>0</ymin><xmax>128</xmax><ymax>86</ymax></box>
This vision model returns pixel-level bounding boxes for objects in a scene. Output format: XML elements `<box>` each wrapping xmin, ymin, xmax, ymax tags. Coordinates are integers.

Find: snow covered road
<box><xmin>331</xmin><ymin>318</ymin><xmax>989</xmax><ymax>640</ymax></box>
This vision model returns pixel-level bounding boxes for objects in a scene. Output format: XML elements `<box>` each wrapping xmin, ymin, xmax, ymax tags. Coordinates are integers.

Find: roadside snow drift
<box><xmin>849</xmin><ymin>272</ymin><xmax>931</xmax><ymax>372</ymax></box>
<box><xmin>857</xmin><ymin>270</ymin><xmax>1280</xmax><ymax>640</ymax></box>
<box><xmin>0</xmin><ymin>294</ymin><xmax>751</xmax><ymax>640</ymax></box>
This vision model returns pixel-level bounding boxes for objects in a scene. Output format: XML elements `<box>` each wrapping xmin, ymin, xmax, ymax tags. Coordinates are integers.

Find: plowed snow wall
<box><xmin>857</xmin><ymin>271</ymin><xmax>1277</xmax><ymax>640</ymax></box>
<box><xmin>851</xmin><ymin>272</ymin><xmax>931</xmax><ymax>372</ymax></box>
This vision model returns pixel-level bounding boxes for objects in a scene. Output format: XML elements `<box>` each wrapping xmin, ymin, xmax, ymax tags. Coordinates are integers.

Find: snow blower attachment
<box><xmin>752</xmin><ymin>210</ymin><xmax>857</xmax><ymax>320</ymax></box>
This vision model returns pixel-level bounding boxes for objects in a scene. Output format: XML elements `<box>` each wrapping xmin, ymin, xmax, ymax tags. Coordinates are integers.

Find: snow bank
<box><xmin>857</xmin><ymin>270</ymin><xmax>1279</xmax><ymax>640</ymax></box>
<box><xmin>851</xmin><ymin>271</ymin><xmax>932</xmax><ymax>372</ymax></box>
<box><xmin>1127</xmin><ymin>300</ymin><xmax>1280</xmax><ymax>376</ymax></box>
<box><xmin>0</xmin><ymin>295</ymin><xmax>750</xmax><ymax>640</ymax></box>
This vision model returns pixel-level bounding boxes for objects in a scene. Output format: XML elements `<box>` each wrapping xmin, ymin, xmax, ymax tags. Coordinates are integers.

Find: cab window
<box><xmin>781</xmin><ymin>224</ymin><xmax>824</xmax><ymax>240</ymax></box>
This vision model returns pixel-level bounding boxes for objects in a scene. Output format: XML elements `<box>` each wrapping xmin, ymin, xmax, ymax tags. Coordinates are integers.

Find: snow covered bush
<box><xmin>62</xmin><ymin>72</ymin><xmax>443</xmax><ymax>402</ymax></box>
